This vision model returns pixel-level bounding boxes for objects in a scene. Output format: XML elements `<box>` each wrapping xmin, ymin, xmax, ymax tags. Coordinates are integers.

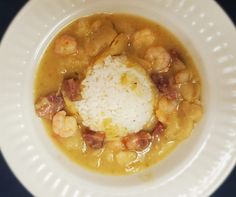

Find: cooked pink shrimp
<box><xmin>76</xmin><ymin>19</ymin><xmax>90</xmax><ymax>37</ymax></box>
<box><xmin>145</xmin><ymin>46</ymin><xmax>171</xmax><ymax>72</ymax></box>
<box><xmin>54</xmin><ymin>35</ymin><xmax>78</xmax><ymax>55</ymax></box>
<box><xmin>132</xmin><ymin>28</ymin><xmax>155</xmax><ymax>50</ymax></box>
<box><xmin>52</xmin><ymin>111</ymin><xmax>78</xmax><ymax>138</ymax></box>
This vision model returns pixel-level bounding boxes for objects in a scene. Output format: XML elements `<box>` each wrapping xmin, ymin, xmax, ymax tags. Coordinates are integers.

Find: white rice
<box><xmin>76</xmin><ymin>56</ymin><xmax>156</xmax><ymax>137</ymax></box>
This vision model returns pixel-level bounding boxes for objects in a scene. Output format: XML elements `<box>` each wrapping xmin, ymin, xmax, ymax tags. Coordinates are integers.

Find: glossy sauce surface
<box><xmin>34</xmin><ymin>14</ymin><xmax>202</xmax><ymax>175</ymax></box>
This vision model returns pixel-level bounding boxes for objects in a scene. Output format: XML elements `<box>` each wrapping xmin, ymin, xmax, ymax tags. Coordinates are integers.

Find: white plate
<box><xmin>0</xmin><ymin>0</ymin><xmax>236</xmax><ymax>196</ymax></box>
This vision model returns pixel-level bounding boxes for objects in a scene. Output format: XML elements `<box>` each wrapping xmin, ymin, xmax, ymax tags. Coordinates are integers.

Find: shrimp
<box><xmin>54</xmin><ymin>35</ymin><xmax>78</xmax><ymax>56</ymax></box>
<box><xmin>170</xmin><ymin>49</ymin><xmax>186</xmax><ymax>72</ymax></box>
<box><xmin>145</xmin><ymin>46</ymin><xmax>171</xmax><ymax>72</ymax></box>
<box><xmin>52</xmin><ymin>111</ymin><xmax>78</xmax><ymax>138</ymax></box>
<box><xmin>158</xmin><ymin>96</ymin><xmax>177</xmax><ymax>113</ymax></box>
<box><xmin>76</xmin><ymin>19</ymin><xmax>90</xmax><ymax>37</ymax></box>
<box><xmin>175</xmin><ymin>69</ymin><xmax>190</xmax><ymax>84</ymax></box>
<box><xmin>132</xmin><ymin>28</ymin><xmax>155</xmax><ymax>50</ymax></box>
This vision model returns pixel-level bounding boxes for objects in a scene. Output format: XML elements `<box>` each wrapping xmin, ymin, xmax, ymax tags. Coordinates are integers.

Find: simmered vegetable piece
<box><xmin>35</xmin><ymin>93</ymin><xmax>64</xmax><ymax>120</ymax></box>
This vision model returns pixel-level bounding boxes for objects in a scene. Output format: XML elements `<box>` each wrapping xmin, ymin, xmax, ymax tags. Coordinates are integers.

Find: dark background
<box><xmin>0</xmin><ymin>0</ymin><xmax>235</xmax><ymax>196</ymax></box>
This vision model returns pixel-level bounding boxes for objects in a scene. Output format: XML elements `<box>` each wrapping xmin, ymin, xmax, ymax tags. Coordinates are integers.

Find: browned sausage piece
<box><xmin>170</xmin><ymin>49</ymin><xmax>181</xmax><ymax>61</ymax></box>
<box><xmin>35</xmin><ymin>92</ymin><xmax>64</xmax><ymax>120</ymax></box>
<box><xmin>62</xmin><ymin>78</ymin><xmax>80</xmax><ymax>101</ymax></box>
<box><xmin>82</xmin><ymin>130</ymin><xmax>105</xmax><ymax>149</ymax></box>
<box><xmin>152</xmin><ymin>121</ymin><xmax>165</xmax><ymax>139</ymax></box>
<box><xmin>122</xmin><ymin>131</ymin><xmax>152</xmax><ymax>151</ymax></box>
<box><xmin>165</xmin><ymin>88</ymin><xmax>178</xmax><ymax>100</ymax></box>
<box><xmin>151</xmin><ymin>73</ymin><xmax>169</xmax><ymax>93</ymax></box>
<box><xmin>151</xmin><ymin>73</ymin><xmax>178</xmax><ymax>100</ymax></box>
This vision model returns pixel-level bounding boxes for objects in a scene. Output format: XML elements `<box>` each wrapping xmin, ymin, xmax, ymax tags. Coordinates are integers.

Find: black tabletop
<box><xmin>0</xmin><ymin>0</ymin><xmax>235</xmax><ymax>197</ymax></box>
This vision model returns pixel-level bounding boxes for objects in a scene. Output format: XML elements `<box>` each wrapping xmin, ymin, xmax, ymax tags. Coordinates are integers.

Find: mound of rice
<box><xmin>76</xmin><ymin>56</ymin><xmax>156</xmax><ymax>137</ymax></box>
